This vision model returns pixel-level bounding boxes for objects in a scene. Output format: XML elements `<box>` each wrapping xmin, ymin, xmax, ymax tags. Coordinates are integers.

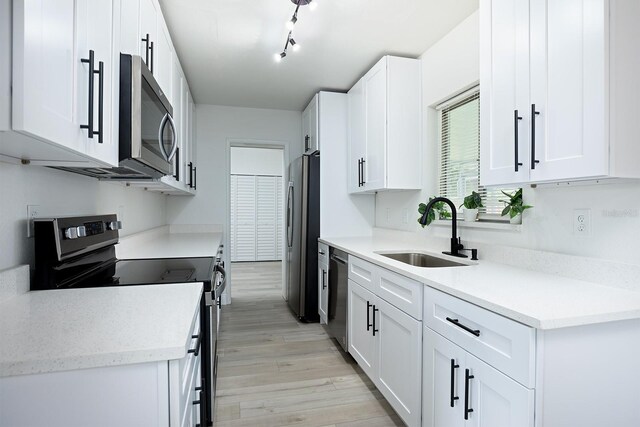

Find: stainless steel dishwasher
<box><xmin>326</xmin><ymin>247</ymin><xmax>348</xmax><ymax>352</ymax></box>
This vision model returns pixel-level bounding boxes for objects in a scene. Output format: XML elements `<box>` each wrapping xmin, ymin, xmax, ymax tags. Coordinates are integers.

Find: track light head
<box><xmin>286</xmin><ymin>15</ymin><xmax>297</xmax><ymax>30</ymax></box>
<box><xmin>274</xmin><ymin>51</ymin><xmax>287</xmax><ymax>62</ymax></box>
<box><xmin>289</xmin><ymin>38</ymin><xmax>300</xmax><ymax>52</ymax></box>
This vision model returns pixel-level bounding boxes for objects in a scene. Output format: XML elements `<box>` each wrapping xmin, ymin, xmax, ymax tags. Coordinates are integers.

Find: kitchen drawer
<box><xmin>348</xmin><ymin>255</ymin><xmax>376</xmax><ymax>293</ymax></box>
<box><xmin>181</xmin><ymin>352</ymin><xmax>201</xmax><ymax>427</ymax></box>
<box><xmin>180</xmin><ymin>309</ymin><xmax>201</xmax><ymax>396</ymax></box>
<box><xmin>377</xmin><ymin>266</ymin><xmax>422</xmax><ymax>320</ymax></box>
<box><xmin>423</xmin><ymin>287</ymin><xmax>535</xmax><ymax>388</ymax></box>
<box><xmin>318</xmin><ymin>242</ymin><xmax>329</xmax><ymax>266</ymax></box>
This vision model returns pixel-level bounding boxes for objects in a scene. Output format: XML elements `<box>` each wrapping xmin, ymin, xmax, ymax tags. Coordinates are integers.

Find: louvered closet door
<box><xmin>234</xmin><ymin>176</ymin><xmax>257</xmax><ymax>261</ymax></box>
<box><xmin>230</xmin><ymin>175</ymin><xmax>237</xmax><ymax>261</ymax></box>
<box><xmin>256</xmin><ymin>176</ymin><xmax>277</xmax><ymax>261</ymax></box>
<box><xmin>275</xmin><ymin>177</ymin><xmax>284</xmax><ymax>261</ymax></box>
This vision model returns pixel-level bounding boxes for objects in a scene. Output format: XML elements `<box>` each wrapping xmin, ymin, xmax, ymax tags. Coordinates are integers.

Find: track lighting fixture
<box><xmin>274</xmin><ymin>0</ymin><xmax>313</xmax><ymax>62</ymax></box>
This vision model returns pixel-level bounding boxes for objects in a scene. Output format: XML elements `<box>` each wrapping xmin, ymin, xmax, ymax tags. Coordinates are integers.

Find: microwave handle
<box><xmin>166</xmin><ymin>114</ymin><xmax>178</xmax><ymax>162</ymax></box>
<box><xmin>158</xmin><ymin>113</ymin><xmax>171</xmax><ymax>162</ymax></box>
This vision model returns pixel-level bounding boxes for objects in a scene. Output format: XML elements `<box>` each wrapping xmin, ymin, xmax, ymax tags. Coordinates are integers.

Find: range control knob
<box><xmin>64</xmin><ymin>226</ymin><xmax>86</xmax><ymax>239</ymax></box>
<box><xmin>106</xmin><ymin>221</ymin><xmax>122</xmax><ymax>231</ymax></box>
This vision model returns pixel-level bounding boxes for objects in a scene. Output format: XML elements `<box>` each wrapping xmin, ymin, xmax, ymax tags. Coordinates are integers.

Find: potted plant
<box><xmin>460</xmin><ymin>191</ymin><xmax>483</xmax><ymax>222</ymax></box>
<box><xmin>500</xmin><ymin>188</ymin><xmax>532</xmax><ymax>224</ymax></box>
<box><xmin>418</xmin><ymin>197</ymin><xmax>451</xmax><ymax>227</ymax></box>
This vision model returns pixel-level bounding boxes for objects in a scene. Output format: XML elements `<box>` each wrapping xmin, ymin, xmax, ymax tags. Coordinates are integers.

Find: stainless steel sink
<box><xmin>379</xmin><ymin>252</ymin><xmax>469</xmax><ymax>268</ymax></box>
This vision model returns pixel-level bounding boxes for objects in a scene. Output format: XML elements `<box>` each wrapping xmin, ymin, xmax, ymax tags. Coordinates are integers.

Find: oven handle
<box><xmin>214</xmin><ymin>265</ymin><xmax>227</xmax><ymax>299</ymax></box>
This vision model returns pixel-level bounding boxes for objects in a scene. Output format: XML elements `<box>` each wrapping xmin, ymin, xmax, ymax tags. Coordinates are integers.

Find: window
<box><xmin>437</xmin><ymin>88</ymin><xmax>515</xmax><ymax>219</ymax></box>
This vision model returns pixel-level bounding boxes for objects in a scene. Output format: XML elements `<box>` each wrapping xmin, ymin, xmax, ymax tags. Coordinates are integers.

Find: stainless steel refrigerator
<box><xmin>286</xmin><ymin>153</ymin><xmax>320</xmax><ymax>322</ymax></box>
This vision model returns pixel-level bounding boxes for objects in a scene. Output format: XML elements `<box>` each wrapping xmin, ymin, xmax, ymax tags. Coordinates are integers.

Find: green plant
<box><xmin>418</xmin><ymin>197</ymin><xmax>452</xmax><ymax>227</ymax></box>
<box><xmin>460</xmin><ymin>191</ymin><xmax>483</xmax><ymax>210</ymax></box>
<box><xmin>500</xmin><ymin>188</ymin><xmax>533</xmax><ymax>218</ymax></box>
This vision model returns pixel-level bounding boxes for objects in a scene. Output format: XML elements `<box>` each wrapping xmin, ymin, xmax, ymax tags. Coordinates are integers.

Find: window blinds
<box><xmin>438</xmin><ymin>89</ymin><xmax>515</xmax><ymax>217</ymax></box>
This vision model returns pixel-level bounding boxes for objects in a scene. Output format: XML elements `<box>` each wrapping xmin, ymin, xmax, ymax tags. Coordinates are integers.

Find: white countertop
<box><xmin>0</xmin><ymin>283</ymin><xmax>202</xmax><ymax>378</ymax></box>
<box><xmin>320</xmin><ymin>236</ymin><xmax>640</xmax><ymax>330</ymax></box>
<box><xmin>116</xmin><ymin>230</ymin><xmax>222</xmax><ymax>259</ymax></box>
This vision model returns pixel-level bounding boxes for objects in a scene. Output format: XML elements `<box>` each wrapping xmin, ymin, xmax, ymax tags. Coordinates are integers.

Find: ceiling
<box><xmin>159</xmin><ymin>0</ymin><xmax>479</xmax><ymax>111</ymax></box>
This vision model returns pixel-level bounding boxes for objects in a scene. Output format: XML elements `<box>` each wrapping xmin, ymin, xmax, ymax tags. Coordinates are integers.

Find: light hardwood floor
<box><xmin>215</xmin><ymin>261</ymin><xmax>403</xmax><ymax>427</ymax></box>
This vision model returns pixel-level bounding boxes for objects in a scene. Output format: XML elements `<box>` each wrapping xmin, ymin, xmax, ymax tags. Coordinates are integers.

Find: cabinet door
<box><xmin>13</xmin><ymin>0</ymin><xmax>82</xmax><ymax>153</ymax></box>
<box><xmin>465</xmin><ymin>354</ymin><xmax>534</xmax><ymax>427</ymax></box>
<box><xmin>77</xmin><ymin>0</ymin><xmax>117</xmax><ymax>165</ymax></box>
<box><xmin>423</xmin><ymin>327</ymin><xmax>466</xmax><ymax>427</ymax></box>
<box><xmin>302</xmin><ymin>104</ymin><xmax>311</xmax><ymax>153</ymax></box>
<box><xmin>347</xmin><ymin>280</ymin><xmax>377</xmax><ymax>379</ymax></box>
<box><xmin>376</xmin><ymin>298</ymin><xmax>422</xmax><ymax>427</ymax></box>
<box><xmin>363</xmin><ymin>58</ymin><xmax>387</xmax><ymax>191</ymax></box>
<box><xmin>479</xmin><ymin>0</ymin><xmax>531</xmax><ymax>186</ymax></box>
<box><xmin>139</xmin><ymin>0</ymin><xmax>157</xmax><ymax>72</ymax></box>
<box><xmin>348</xmin><ymin>79</ymin><xmax>366</xmax><ymax>193</ymax></box>
<box><xmin>155</xmin><ymin>22</ymin><xmax>173</xmax><ymax>100</ymax></box>
<box><xmin>119</xmin><ymin>0</ymin><xmax>141</xmax><ymax>56</ymax></box>
<box><xmin>170</xmin><ymin>57</ymin><xmax>183</xmax><ymax>184</ymax></box>
<box><xmin>308</xmin><ymin>95</ymin><xmax>319</xmax><ymax>152</ymax></box>
<box><xmin>529</xmin><ymin>0</ymin><xmax>608</xmax><ymax>182</ymax></box>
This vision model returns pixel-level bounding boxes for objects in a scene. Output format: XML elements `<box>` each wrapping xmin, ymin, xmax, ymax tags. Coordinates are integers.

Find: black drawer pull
<box><xmin>464</xmin><ymin>368</ymin><xmax>474</xmax><ymax>420</ymax></box>
<box><xmin>192</xmin><ymin>400</ymin><xmax>201</xmax><ymax>405</ymax></box>
<box><xmin>514</xmin><ymin>110</ymin><xmax>523</xmax><ymax>171</ymax></box>
<box><xmin>372</xmin><ymin>305</ymin><xmax>379</xmax><ymax>336</ymax></box>
<box><xmin>450</xmin><ymin>359</ymin><xmax>459</xmax><ymax>407</ymax></box>
<box><xmin>188</xmin><ymin>333</ymin><xmax>202</xmax><ymax>356</ymax></box>
<box><xmin>531</xmin><ymin>104</ymin><xmax>540</xmax><ymax>169</ymax></box>
<box><xmin>446</xmin><ymin>317</ymin><xmax>480</xmax><ymax>337</ymax></box>
<box><xmin>366</xmin><ymin>301</ymin><xmax>372</xmax><ymax>331</ymax></box>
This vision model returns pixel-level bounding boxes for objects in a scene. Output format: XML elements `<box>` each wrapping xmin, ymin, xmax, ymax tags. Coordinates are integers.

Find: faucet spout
<box><xmin>418</xmin><ymin>197</ymin><xmax>466</xmax><ymax>258</ymax></box>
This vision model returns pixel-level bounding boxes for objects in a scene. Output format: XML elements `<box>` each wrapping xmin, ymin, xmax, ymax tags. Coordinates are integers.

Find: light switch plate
<box><xmin>27</xmin><ymin>205</ymin><xmax>40</xmax><ymax>238</ymax></box>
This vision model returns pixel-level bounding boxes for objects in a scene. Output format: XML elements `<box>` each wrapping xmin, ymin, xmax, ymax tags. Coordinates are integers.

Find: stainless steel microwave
<box><xmin>118</xmin><ymin>53</ymin><xmax>177</xmax><ymax>178</ymax></box>
<box><xmin>54</xmin><ymin>54</ymin><xmax>176</xmax><ymax>180</ymax></box>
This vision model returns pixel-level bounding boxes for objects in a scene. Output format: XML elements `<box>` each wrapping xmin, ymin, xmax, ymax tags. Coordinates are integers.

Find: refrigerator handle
<box><xmin>286</xmin><ymin>182</ymin><xmax>294</xmax><ymax>248</ymax></box>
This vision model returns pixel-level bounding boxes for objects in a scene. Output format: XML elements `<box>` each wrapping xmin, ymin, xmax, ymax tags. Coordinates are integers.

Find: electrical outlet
<box><xmin>27</xmin><ymin>205</ymin><xmax>40</xmax><ymax>238</ymax></box>
<box><xmin>573</xmin><ymin>209</ymin><xmax>591</xmax><ymax>236</ymax></box>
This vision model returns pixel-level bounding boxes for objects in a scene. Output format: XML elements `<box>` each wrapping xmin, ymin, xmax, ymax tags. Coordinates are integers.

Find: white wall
<box><xmin>374</xmin><ymin>10</ymin><xmax>640</xmax><ymax>266</ymax></box>
<box><xmin>0</xmin><ymin>162</ymin><xmax>167</xmax><ymax>270</ymax></box>
<box><xmin>166</xmin><ymin>105</ymin><xmax>302</xmax><ymax>226</ymax></box>
<box><xmin>230</xmin><ymin>147</ymin><xmax>283</xmax><ymax>176</ymax></box>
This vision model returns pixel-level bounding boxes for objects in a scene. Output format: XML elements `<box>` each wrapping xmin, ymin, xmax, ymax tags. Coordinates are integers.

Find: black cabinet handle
<box><xmin>357</xmin><ymin>159</ymin><xmax>362</xmax><ymax>187</ymax></box>
<box><xmin>193</xmin><ymin>166</ymin><xmax>197</xmax><ymax>190</ymax></box>
<box><xmin>531</xmin><ymin>104</ymin><xmax>540</xmax><ymax>169</ymax></box>
<box><xmin>80</xmin><ymin>50</ymin><xmax>95</xmax><ymax>139</ymax></box>
<box><xmin>149</xmin><ymin>40</ymin><xmax>154</xmax><ymax>74</ymax></box>
<box><xmin>142</xmin><ymin>34</ymin><xmax>150</xmax><ymax>67</ymax></box>
<box><xmin>450</xmin><ymin>359</ymin><xmax>460</xmax><ymax>407</ymax></box>
<box><xmin>366</xmin><ymin>301</ymin><xmax>372</xmax><ymax>331</ymax></box>
<box><xmin>188</xmin><ymin>162</ymin><xmax>194</xmax><ymax>188</ymax></box>
<box><xmin>514</xmin><ymin>110</ymin><xmax>522</xmax><ymax>171</ymax></box>
<box><xmin>188</xmin><ymin>333</ymin><xmax>202</xmax><ymax>356</ymax></box>
<box><xmin>361</xmin><ymin>158</ymin><xmax>366</xmax><ymax>186</ymax></box>
<box><xmin>372</xmin><ymin>305</ymin><xmax>379</xmax><ymax>336</ymax></box>
<box><xmin>464</xmin><ymin>369</ymin><xmax>474</xmax><ymax>420</ymax></box>
<box><xmin>173</xmin><ymin>148</ymin><xmax>180</xmax><ymax>181</ymax></box>
<box><xmin>305</xmin><ymin>135</ymin><xmax>310</xmax><ymax>152</ymax></box>
<box><xmin>446</xmin><ymin>317</ymin><xmax>480</xmax><ymax>337</ymax></box>
<box><xmin>322</xmin><ymin>270</ymin><xmax>327</xmax><ymax>290</ymax></box>
<box><xmin>96</xmin><ymin>60</ymin><xmax>103</xmax><ymax>144</ymax></box>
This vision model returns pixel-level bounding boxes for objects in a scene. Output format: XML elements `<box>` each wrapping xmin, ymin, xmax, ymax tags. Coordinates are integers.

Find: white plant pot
<box><xmin>510</xmin><ymin>213</ymin><xmax>522</xmax><ymax>225</ymax></box>
<box><xmin>463</xmin><ymin>208</ymin><xmax>478</xmax><ymax>222</ymax></box>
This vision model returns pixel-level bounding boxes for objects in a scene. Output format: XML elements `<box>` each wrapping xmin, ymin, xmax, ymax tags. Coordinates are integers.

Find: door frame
<box><xmin>225</xmin><ymin>139</ymin><xmax>290</xmax><ymax>304</ymax></box>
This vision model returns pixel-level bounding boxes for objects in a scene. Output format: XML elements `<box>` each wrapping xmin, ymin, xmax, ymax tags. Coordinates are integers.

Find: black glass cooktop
<box><xmin>69</xmin><ymin>257</ymin><xmax>215</xmax><ymax>289</ymax></box>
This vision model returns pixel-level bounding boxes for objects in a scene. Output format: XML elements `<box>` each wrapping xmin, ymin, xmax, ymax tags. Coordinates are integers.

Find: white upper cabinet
<box><xmin>155</xmin><ymin>20</ymin><xmax>173</xmax><ymax>99</ymax></box>
<box><xmin>348</xmin><ymin>56</ymin><xmax>422</xmax><ymax>194</ymax></box>
<box><xmin>481</xmin><ymin>0</ymin><xmax>640</xmax><ymax>186</ymax></box>
<box><xmin>302</xmin><ymin>95</ymin><xmax>319</xmax><ymax>153</ymax></box>
<box><xmin>139</xmin><ymin>0</ymin><xmax>158</xmax><ymax>72</ymax></box>
<box><xmin>10</xmin><ymin>0</ymin><xmax>117</xmax><ymax>166</ymax></box>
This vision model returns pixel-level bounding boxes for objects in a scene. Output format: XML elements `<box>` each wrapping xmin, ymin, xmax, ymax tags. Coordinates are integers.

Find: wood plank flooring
<box><xmin>216</xmin><ymin>261</ymin><xmax>403</xmax><ymax>427</ymax></box>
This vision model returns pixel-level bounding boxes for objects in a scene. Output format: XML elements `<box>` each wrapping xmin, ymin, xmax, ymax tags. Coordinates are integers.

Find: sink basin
<box><xmin>378</xmin><ymin>252</ymin><xmax>469</xmax><ymax>268</ymax></box>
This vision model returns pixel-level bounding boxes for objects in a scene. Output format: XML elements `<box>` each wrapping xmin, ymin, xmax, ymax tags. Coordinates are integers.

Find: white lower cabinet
<box><xmin>348</xmin><ymin>279</ymin><xmax>422</xmax><ymax>426</ymax></box>
<box><xmin>423</xmin><ymin>327</ymin><xmax>534</xmax><ymax>427</ymax></box>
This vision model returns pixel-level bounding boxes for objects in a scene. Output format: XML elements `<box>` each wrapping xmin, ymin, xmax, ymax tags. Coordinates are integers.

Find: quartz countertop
<box><xmin>0</xmin><ymin>283</ymin><xmax>202</xmax><ymax>377</ymax></box>
<box><xmin>320</xmin><ymin>236</ymin><xmax>640</xmax><ymax>330</ymax></box>
<box><xmin>116</xmin><ymin>228</ymin><xmax>222</xmax><ymax>259</ymax></box>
